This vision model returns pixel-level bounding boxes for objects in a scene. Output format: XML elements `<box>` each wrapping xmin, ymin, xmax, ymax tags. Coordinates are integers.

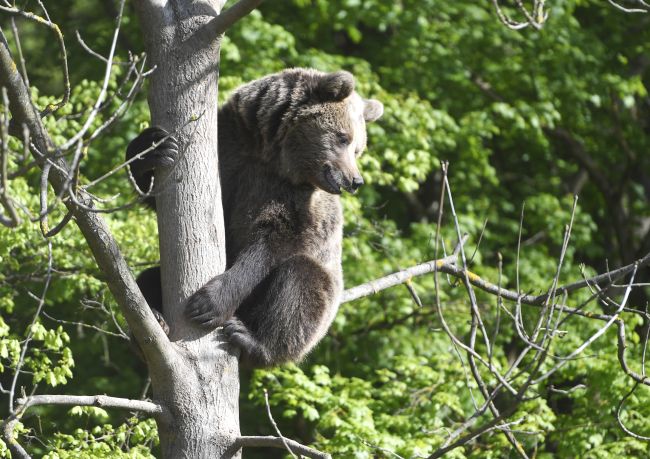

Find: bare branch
<box><xmin>490</xmin><ymin>0</ymin><xmax>548</xmax><ymax>29</ymax></box>
<box><xmin>211</xmin><ymin>0</ymin><xmax>264</xmax><ymax>35</ymax></box>
<box><xmin>0</xmin><ymin>4</ymin><xmax>70</xmax><ymax>115</ymax></box>
<box><xmin>9</xmin><ymin>18</ymin><xmax>29</xmax><ymax>87</ymax></box>
<box><xmin>342</xmin><ymin>249</ymin><xmax>650</xmax><ymax>308</ymax></box>
<box><xmin>263</xmin><ymin>389</ymin><xmax>297</xmax><ymax>459</ymax></box>
<box><xmin>608</xmin><ymin>0</ymin><xmax>649</xmax><ymax>13</ymax></box>
<box><xmin>340</xmin><ymin>160</ymin><xmax>650</xmax><ymax>456</ymax></box>
<box><xmin>2</xmin><ymin>394</ymin><xmax>163</xmax><ymax>459</ymax></box>
<box><xmin>616</xmin><ymin>381</ymin><xmax>650</xmax><ymax>440</ymax></box>
<box><xmin>428</xmin><ymin>406</ymin><xmax>518</xmax><ymax>459</ymax></box>
<box><xmin>341</xmin><ymin>235</ymin><xmax>467</xmax><ymax>303</ymax></box>
<box><xmin>0</xmin><ymin>86</ymin><xmax>21</xmax><ymax>227</ymax></box>
<box><xmin>236</xmin><ymin>436</ymin><xmax>331</xmax><ymax>459</ymax></box>
<box><xmin>14</xmin><ymin>394</ymin><xmax>163</xmax><ymax>415</ymax></box>
<box><xmin>60</xmin><ymin>0</ymin><xmax>125</xmax><ymax>150</ymax></box>
<box><xmin>8</xmin><ymin>240</ymin><xmax>52</xmax><ymax>411</ymax></box>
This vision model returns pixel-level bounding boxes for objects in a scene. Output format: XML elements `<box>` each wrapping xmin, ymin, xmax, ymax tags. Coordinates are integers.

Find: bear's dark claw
<box><xmin>184</xmin><ymin>284</ymin><xmax>231</xmax><ymax>328</ymax></box>
<box><xmin>223</xmin><ymin>318</ymin><xmax>255</xmax><ymax>351</ymax></box>
<box><xmin>223</xmin><ymin>318</ymin><xmax>271</xmax><ymax>367</ymax></box>
<box><xmin>152</xmin><ymin>308</ymin><xmax>170</xmax><ymax>335</ymax></box>
<box><xmin>126</xmin><ymin>126</ymin><xmax>179</xmax><ymax>194</ymax></box>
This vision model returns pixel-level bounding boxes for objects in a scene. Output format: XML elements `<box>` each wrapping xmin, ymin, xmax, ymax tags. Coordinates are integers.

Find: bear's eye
<box><xmin>336</xmin><ymin>132</ymin><xmax>351</xmax><ymax>145</ymax></box>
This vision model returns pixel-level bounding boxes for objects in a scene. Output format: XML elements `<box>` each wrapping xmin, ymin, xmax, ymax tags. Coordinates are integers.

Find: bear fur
<box><xmin>127</xmin><ymin>68</ymin><xmax>383</xmax><ymax>367</ymax></box>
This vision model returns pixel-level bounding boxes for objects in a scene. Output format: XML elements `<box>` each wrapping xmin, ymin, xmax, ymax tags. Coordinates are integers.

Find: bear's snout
<box><xmin>347</xmin><ymin>175</ymin><xmax>364</xmax><ymax>193</ymax></box>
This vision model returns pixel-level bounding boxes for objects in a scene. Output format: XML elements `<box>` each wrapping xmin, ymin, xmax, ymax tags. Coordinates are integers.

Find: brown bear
<box><xmin>127</xmin><ymin>68</ymin><xmax>383</xmax><ymax>367</ymax></box>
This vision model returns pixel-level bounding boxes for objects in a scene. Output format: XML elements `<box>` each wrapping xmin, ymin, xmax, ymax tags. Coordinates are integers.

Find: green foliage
<box><xmin>2</xmin><ymin>0</ymin><xmax>649</xmax><ymax>457</ymax></box>
<box><xmin>41</xmin><ymin>417</ymin><xmax>158</xmax><ymax>459</ymax></box>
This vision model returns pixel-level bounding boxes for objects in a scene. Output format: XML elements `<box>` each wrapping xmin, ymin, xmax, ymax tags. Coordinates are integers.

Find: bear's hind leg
<box><xmin>226</xmin><ymin>255</ymin><xmax>338</xmax><ymax>368</ymax></box>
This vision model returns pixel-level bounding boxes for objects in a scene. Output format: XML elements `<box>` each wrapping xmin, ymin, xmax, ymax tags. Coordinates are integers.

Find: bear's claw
<box><xmin>126</xmin><ymin>126</ymin><xmax>178</xmax><ymax>188</ymax></box>
<box><xmin>184</xmin><ymin>284</ymin><xmax>231</xmax><ymax>328</ymax></box>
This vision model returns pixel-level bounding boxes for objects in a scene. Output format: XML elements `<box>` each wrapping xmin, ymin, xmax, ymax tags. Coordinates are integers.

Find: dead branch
<box><xmin>341</xmin><ymin>235</ymin><xmax>467</xmax><ymax>303</ymax></box>
<box><xmin>263</xmin><ymin>389</ymin><xmax>298</xmax><ymax>459</ymax></box>
<box><xmin>14</xmin><ymin>394</ymin><xmax>162</xmax><ymax>415</ymax></box>
<box><xmin>236</xmin><ymin>436</ymin><xmax>331</xmax><ymax>459</ymax></box>
<box><xmin>0</xmin><ymin>4</ymin><xmax>70</xmax><ymax>115</ymax></box>
<box><xmin>490</xmin><ymin>0</ymin><xmax>548</xmax><ymax>30</ymax></box>
<box><xmin>0</xmin><ymin>86</ymin><xmax>21</xmax><ymax>227</ymax></box>
<box><xmin>608</xmin><ymin>0</ymin><xmax>650</xmax><ymax>13</ymax></box>
<box><xmin>2</xmin><ymin>394</ymin><xmax>163</xmax><ymax>459</ymax></box>
<box><xmin>341</xmin><ymin>246</ymin><xmax>650</xmax><ymax>308</ymax></box>
<box><xmin>340</xmin><ymin>160</ymin><xmax>650</xmax><ymax>457</ymax></box>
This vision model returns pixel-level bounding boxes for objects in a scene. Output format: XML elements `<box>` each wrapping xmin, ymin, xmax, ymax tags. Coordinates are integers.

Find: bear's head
<box><xmin>278</xmin><ymin>70</ymin><xmax>383</xmax><ymax>195</ymax></box>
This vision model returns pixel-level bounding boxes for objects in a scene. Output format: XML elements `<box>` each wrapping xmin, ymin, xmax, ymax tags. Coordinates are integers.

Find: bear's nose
<box><xmin>351</xmin><ymin>176</ymin><xmax>364</xmax><ymax>191</ymax></box>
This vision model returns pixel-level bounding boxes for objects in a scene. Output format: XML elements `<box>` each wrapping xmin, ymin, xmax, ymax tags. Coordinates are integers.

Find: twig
<box><xmin>8</xmin><ymin>240</ymin><xmax>52</xmax><ymax>411</ymax></box>
<box><xmin>342</xmin><ymin>251</ymin><xmax>650</xmax><ymax>308</ymax></box>
<box><xmin>9</xmin><ymin>18</ymin><xmax>29</xmax><ymax>87</ymax></box>
<box><xmin>0</xmin><ymin>4</ymin><xmax>70</xmax><ymax>115</ymax></box>
<box><xmin>608</xmin><ymin>0</ymin><xmax>649</xmax><ymax>13</ymax></box>
<box><xmin>532</xmin><ymin>265</ymin><xmax>638</xmax><ymax>384</ymax></box>
<box><xmin>41</xmin><ymin>311</ymin><xmax>128</xmax><ymax>340</ymax></box>
<box><xmin>490</xmin><ymin>0</ymin><xmax>548</xmax><ymax>28</ymax></box>
<box><xmin>237</xmin><ymin>436</ymin><xmax>331</xmax><ymax>459</ymax></box>
<box><xmin>616</xmin><ymin>381</ymin><xmax>650</xmax><ymax>440</ymax></box>
<box><xmin>60</xmin><ymin>0</ymin><xmax>125</xmax><ymax>150</ymax></box>
<box><xmin>263</xmin><ymin>389</ymin><xmax>297</xmax><ymax>459</ymax></box>
<box><xmin>443</xmin><ymin>164</ymin><xmax>527</xmax><ymax>458</ymax></box>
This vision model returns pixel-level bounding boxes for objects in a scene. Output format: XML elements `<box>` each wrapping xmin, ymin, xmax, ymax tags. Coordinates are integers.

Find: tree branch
<box><xmin>341</xmin><ymin>245</ymin><xmax>650</xmax><ymax>308</ymax></box>
<box><xmin>0</xmin><ymin>4</ymin><xmax>70</xmax><ymax>116</ymax></box>
<box><xmin>236</xmin><ymin>436</ymin><xmax>331</xmax><ymax>459</ymax></box>
<box><xmin>608</xmin><ymin>0</ymin><xmax>649</xmax><ymax>13</ymax></box>
<box><xmin>1</xmin><ymin>417</ymin><xmax>30</xmax><ymax>459</ymax></box>
<box><xmin>263</xmin><ymin>389</ymin><xmax>297</xmax><ymax>459</ymax></box>
<box><xmin>341</xmin><ymin>236</ymin><xmax>467</xmax><ymax>303</ymax></box>
<box><xmin>211</xmin><ymin>0</ymin><xmax>264</xmax><ymax>35</ymax></box>
<box><xmin>2</xmin><ymin>394</ymin><xmax>163</xmax><ymax>459</ymax></box>
<box><xmin>15</xmin><ymin>394</ymin><xmax>163</xmax><ymax>415</ymax></box>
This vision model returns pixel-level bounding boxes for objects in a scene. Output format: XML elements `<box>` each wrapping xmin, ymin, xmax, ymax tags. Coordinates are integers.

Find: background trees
<box><xmin>1</xmin><ymin>0</ymin><xmax>649</xmax><ymax>457</ymax></box>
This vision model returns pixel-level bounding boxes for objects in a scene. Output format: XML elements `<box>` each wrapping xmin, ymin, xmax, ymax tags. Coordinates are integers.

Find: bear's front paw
<box><xmin>184</xmin><ymin>285</ymin><xmax>231</xmax><ymax>328</ymax></box>
<box><xmin>126</xmin><ymin>127</ymin><xmax>178</xmax><ymax>189</ymax></box>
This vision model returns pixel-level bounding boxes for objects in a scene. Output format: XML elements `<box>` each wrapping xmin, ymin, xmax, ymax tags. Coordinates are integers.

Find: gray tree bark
<box><xmin>132</xmin><ymin>1</ymin><xmax>253</xmax><ymax>457</ymax></box>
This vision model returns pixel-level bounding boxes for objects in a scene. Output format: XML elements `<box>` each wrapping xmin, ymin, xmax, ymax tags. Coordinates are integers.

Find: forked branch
<box><xmin>341</xmin><ymin>242</ymin><xmax>650</xmax><ymax>308</ymax></box>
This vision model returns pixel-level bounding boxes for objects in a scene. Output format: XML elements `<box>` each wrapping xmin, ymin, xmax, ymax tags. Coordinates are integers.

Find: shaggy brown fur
<box><xmin>127</xmin><ymin>68</ymin><xmax>383</xmax><ymax>367</ymax></box>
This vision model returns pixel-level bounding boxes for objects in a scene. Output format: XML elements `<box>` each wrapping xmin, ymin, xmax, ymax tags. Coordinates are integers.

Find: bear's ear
<box><xmin>315</xmin><ymin>71</ymin><xmax>355</xmax><ymax>102</ymax></box>
<box><xmin>363</xmin><ymin>99</ymin><xmax>384</xmax><ymax>122</ymax></box>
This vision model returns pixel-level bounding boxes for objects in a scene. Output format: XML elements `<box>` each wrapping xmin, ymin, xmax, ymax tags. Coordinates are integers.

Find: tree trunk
<box><xmin>133</xmin><ymin>1</ymin><xmax>240</xmax><ymax>457</ymax></box>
